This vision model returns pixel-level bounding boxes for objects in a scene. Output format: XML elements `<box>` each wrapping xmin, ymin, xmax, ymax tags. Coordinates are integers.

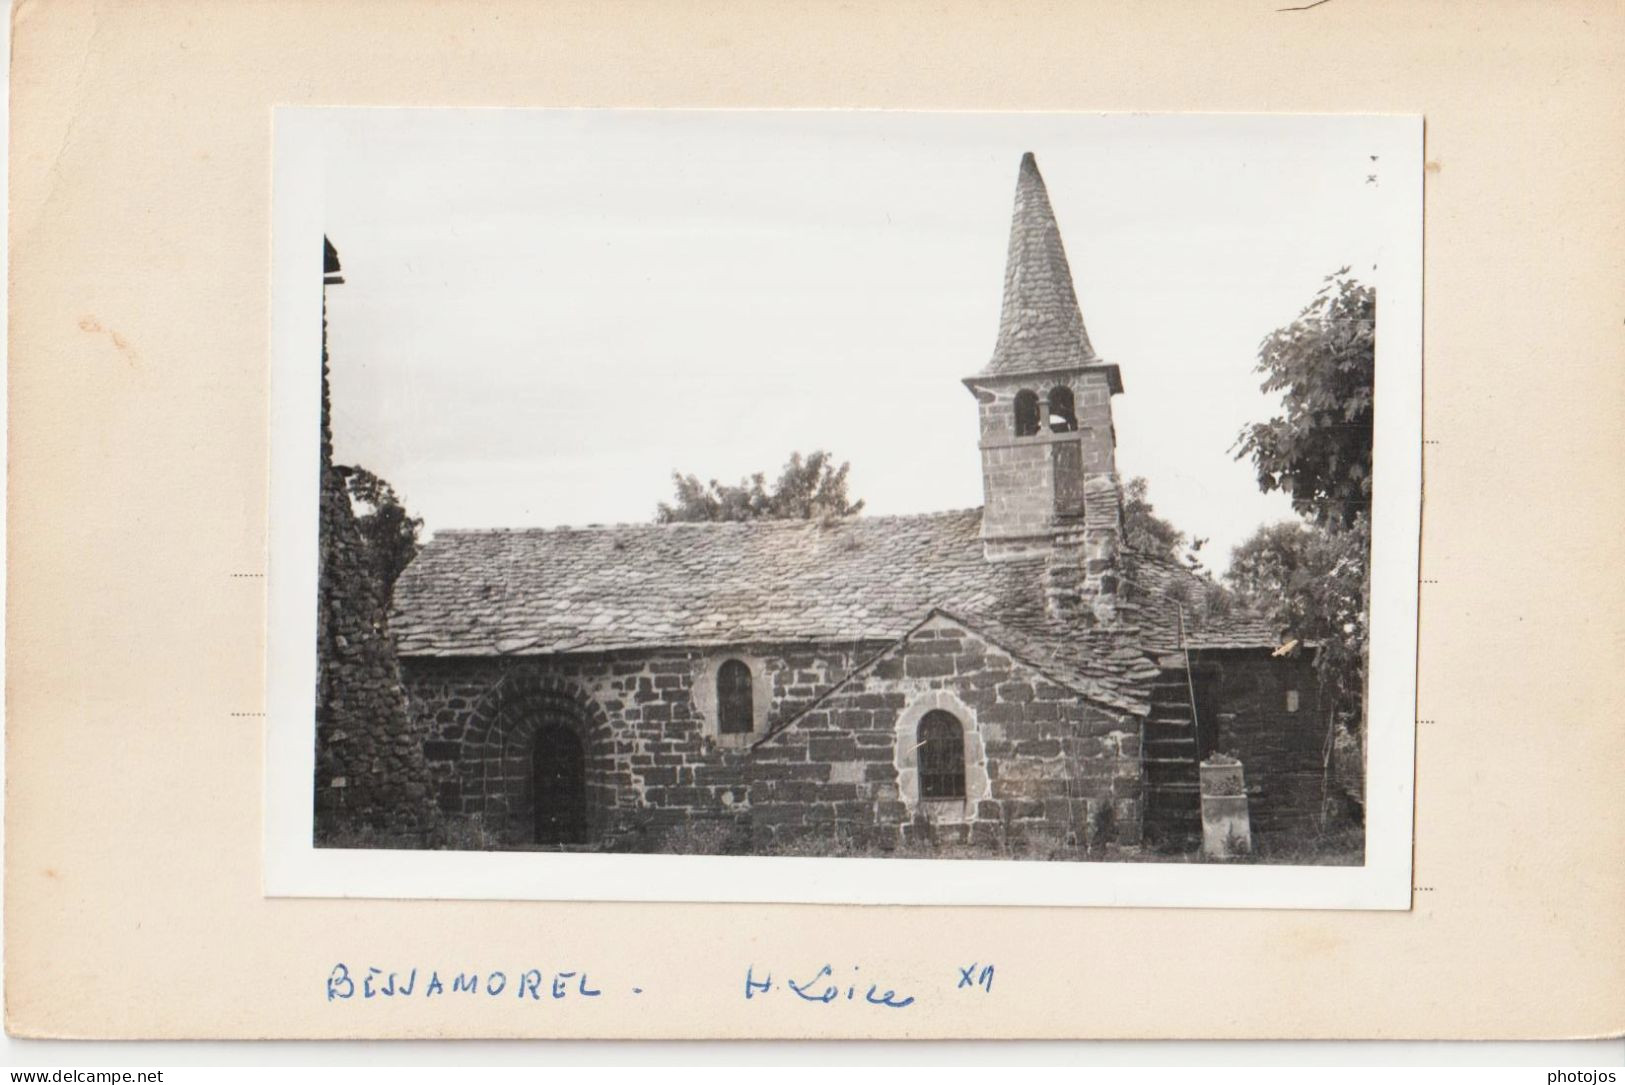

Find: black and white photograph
<box><xmin>20</xmin><ymin>0</ymin><xmax>1625</xmax><ymax>1063</ymax></box>
<box><xmin>267</xmin><ymin>110</ymin><xmax>1420</xmax><ymax>906</ymax></box>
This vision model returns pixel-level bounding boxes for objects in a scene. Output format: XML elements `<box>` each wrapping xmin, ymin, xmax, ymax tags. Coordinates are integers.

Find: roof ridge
<box><xmin>429</xmin><ymin>506</ymin><xmax>987</xmax><ymax>538</ymax></box>
<box><xmin>392</xmin><ymin>502</ymin><xmax>1283</xmax><ymax>658</ymax></box>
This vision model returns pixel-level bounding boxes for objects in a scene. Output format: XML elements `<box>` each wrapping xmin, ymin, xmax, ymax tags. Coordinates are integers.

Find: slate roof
<box><xmin>387</xmin><ymin>153</ymin><xmax>1282</xmax><ymax>693</ymax></box>
<box><xmin>980</xmin><ymin>152</ymin><xmax>1100</xmax><ymax>378</ymax></box>
<box><xmin>390</xmin><ymin>508</ymin><xmax>1282</xmax><ymax>680</ymax></box>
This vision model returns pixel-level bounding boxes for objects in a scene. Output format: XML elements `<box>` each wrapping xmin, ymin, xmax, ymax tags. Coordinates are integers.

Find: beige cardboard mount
<box><xmin>7</xmin><ymin>0</ymin><xmax>1623</xmax><ymax>1041</ymax></box>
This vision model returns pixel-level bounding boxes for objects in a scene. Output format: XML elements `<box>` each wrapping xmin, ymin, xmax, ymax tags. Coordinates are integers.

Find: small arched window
<box><xmin>917</xmin><ymin>710</ymin><xmax>966</xmax><ymax>800</ymax></box>
<box><xmin>1014</xmin><ymin>389</ymin><xmax>1041</xmax><ymax>437</ymax></box>
<box><xmin>717</xmin><ymin>659</ymin><xmax>754</xmax><ymax>735</ymax></box>
<box><xmin>1047</xmin><ymin>386</ymin><xmax>1077</xmax><ymax>432</ymax></box>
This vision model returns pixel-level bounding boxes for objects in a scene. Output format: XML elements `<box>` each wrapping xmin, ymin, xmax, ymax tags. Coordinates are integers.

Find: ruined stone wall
<box><xmin>314</xmin><ymin>472</ymin><xmax>440</xmax><ymax>841</ymax></box>
<box><xmin>1199</xmin><ymin>650</ymin><xmax>1326</xmax><ymax>837</ymax></box>
<box><xmin>314</xmin><ymin>289</ymin><xmax>437</xmax><ymax>844</ymax></box>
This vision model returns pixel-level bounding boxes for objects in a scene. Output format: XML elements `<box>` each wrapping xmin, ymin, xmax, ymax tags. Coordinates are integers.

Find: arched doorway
<box><xmin>532</xmin><ymin>723</ymin><xmax>587</xmax><ymax>845</ymax></box>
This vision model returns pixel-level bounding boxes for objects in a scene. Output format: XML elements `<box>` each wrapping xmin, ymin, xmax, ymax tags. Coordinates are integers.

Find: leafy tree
<box><xmin>1225</xmin><ymin>519</ymin><xmax>1369</xmax><ymax>712</ymax></box>
<box><xmin>1123</xmin><ymin>475</ymin><xmax>1221</xmax><ymax>582</ymax></box>
<box><xmin>339</xmin><ymin>465</ymin><xmax>423</xmax><ymax>595</ymax></box>
<box><xmin>1121</xmin><ymin>476</ymin><xmax>1236</xmax><ymax>623</ymax></box>
<box><xmin>1234</xmin><ymin>270</ymin><xmax>1374</xmax><ymax>531</ymax></box>
<box><xmin>656</xmin><ymin>450</ymin><xmax>865</xmax><ymax>523</ymax></box>
<box><xmin>1122</xmin><ymin>476</ymin><xmax>1185</xmax><ymax>559</ymax></box>
<box><xmin>1231</xmin><ymin>269</ymin><xmax>1376</xmax><ymax>802</ymax></box>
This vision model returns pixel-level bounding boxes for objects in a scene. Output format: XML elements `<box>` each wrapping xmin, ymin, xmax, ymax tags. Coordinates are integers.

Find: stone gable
<box><xmin>748</xmin><ymin>613</ymin><xmax>1141</xmax><ymax>853</ymax></box>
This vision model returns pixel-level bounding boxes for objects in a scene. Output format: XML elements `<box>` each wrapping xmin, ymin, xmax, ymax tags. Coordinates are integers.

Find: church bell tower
<box><xmin>965</xmin><ymin>154</ymin><xmax>1126</xmax><ymax>616</ymax></box>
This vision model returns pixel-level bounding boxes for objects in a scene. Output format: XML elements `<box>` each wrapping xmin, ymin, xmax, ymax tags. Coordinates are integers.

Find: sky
<box><xmin>318</xmin><ymin>110</ymin><xmax>1401</xmax><ymax>573</ymax></box>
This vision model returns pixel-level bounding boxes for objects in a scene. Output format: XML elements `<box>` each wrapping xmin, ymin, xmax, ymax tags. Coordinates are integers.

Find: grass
<box><xmin>318</xmin><ymin>811</ymin><xmax>1366</xmax><ymax>867</ymax></box>
<box><xmin>316</xmin><ymin>812</ymin><xmax>499</xmax><ymax>852</ymax></box>
<box><xmin>1121</xmin><ymin>822</ymin><xmax>1365</xmax><ymax>865</ymax></box>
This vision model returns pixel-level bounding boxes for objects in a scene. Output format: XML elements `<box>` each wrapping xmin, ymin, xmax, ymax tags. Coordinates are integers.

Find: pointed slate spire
<box><xmin>982</xmin><ymin>152</ymin><xmax>1097</xmax><ymax>375</ymax></box>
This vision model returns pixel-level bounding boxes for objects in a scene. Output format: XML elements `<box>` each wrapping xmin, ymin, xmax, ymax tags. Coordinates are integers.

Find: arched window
<box><xmin>1014</xmin><ymin>389</ymin><xmax>1041</xmax><ymax>437</ymax></box>
<box><xmin>1047</xmin><ymin>386</ymin><xmax>1077</xmax><ymax>432</ymax></box>
<box><xmin>916</xmin><ymin>710</ymin><xmax>966</xmax><ymax>800</ymax></box>
<box><xmin>717</xmin><ymin>659</ymin><xmax>754</xmax><ymax>735</ymax></box>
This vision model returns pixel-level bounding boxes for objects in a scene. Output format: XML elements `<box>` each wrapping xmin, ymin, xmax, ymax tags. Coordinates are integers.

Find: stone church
<box><xmin>335</xmin><ymin>153</ymin><xmax>1325</xmax><ymax>856</ymax></box>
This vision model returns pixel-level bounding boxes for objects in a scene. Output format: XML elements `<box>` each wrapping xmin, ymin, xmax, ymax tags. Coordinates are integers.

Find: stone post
<box><xmin>1199</xmin><ymin>753</ymin><xmax>1253</xmax><ymax>859</ymax></box>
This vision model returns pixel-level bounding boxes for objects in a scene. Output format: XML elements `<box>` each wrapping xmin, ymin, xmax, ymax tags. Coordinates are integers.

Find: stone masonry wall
<box><xmin>973</xmin><ymin>369</ymin><xmax>1118</xmax><ymax>559</ymax></box>
<box><xmin>398</xmin><ymin>616</ymin><xmax>1144</xmax><ymax>855</ymax></box>
<box><xmin>749</xmin><ymin>614</ymin><xmax>1141</xmax><ymax>854</ymax></box>
<box><xmin>399</xmin><ymin>643</ymin><xmax>876</xmax><ymax>851</ymax></box>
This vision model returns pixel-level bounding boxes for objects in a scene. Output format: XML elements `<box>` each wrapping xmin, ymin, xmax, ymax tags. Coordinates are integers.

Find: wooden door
<box><xmin>532</xmin><ymin>724</ymin><xmax>587</xmax><ymax>845</ymax></box>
